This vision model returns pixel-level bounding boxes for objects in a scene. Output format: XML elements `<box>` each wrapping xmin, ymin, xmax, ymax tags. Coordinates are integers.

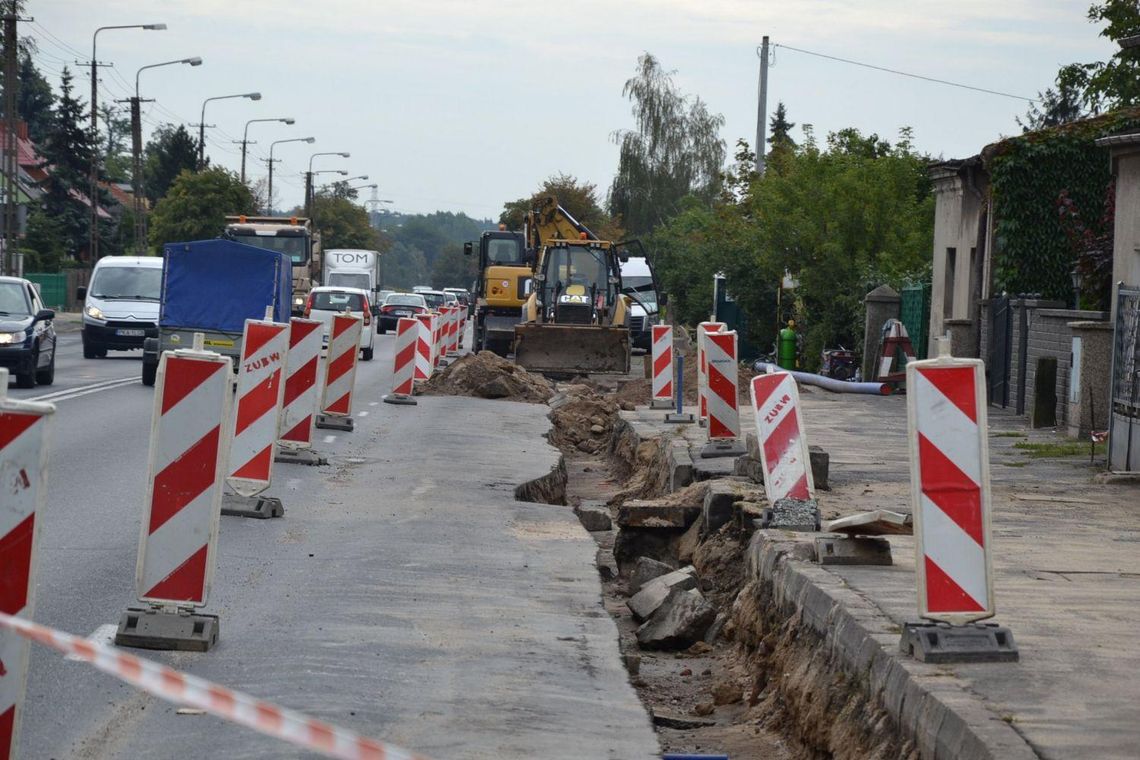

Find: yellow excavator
<box><xmin>514</xmin><ymin>197</ymin><xmax>632</xmax><ymax>374</ymax></box>
<box><xmin>465</xmin><ymin>224</ymin><xmax>529</xmax><ymax>356</ymax></box>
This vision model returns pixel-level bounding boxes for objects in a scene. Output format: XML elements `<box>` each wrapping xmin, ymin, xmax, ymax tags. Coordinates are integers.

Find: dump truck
<box><xmin>141</xmin><ymin>239</ymin><xmax>292</xmax><ymax>386</ymax></box>
<box><xmin>514</xmin><ymin>197</ymin><xmax>632</xmax><ymax>375</ymax></box>
<box><xmin>223</xmin><ymin>215</ymin><xmax>321</xmax><ymax>315</ymax></box>
<box><xmin>464</xmin><ymin>225</ymin><xmax>529</xmax><ymax>356</ymax></box>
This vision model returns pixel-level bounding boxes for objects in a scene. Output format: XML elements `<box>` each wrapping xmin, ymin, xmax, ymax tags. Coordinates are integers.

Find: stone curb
<box><xmin>747</xmin><ymin>531</ymin><xmax>1036</xmax><ymax>760</ymax></box>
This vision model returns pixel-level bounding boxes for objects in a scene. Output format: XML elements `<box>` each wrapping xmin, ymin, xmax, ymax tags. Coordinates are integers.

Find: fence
<box><xmin>900</xmin><ymin>281</ymin><xmax>931</xmax><ymax>360</ymax></box>
<box><xmin>25</xmin><ymin>270</ymin><xmax>89</xmax><ymax>311</ymax></box>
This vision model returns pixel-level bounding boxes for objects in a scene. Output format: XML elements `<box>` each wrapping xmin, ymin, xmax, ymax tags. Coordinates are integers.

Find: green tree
<box><xmin>99</xmin><ymin>103</ymin><xmax>132</xmax><ymax>182</ymax></box>
<box><xmin>1047</xmin><ymin>1</ymin><xmax>1140</xmax><ymax>113</ymax></box>
<box><xmin>500</xmin><ymin>173</ymin><xmax>619</xmax><ymax>238</ymax></box>
<box><xmin>379</xmin><ymin>240</ymin><xmax>429</xmax><ymax>289</ymax></box>
<box><xmin>149</xmin><ymin>168</ymin><xmax>256</xmax><ymax>250</ymax></box>
<box><xmin>307</xmin><ymin>193</ymin><xmax>379</xmax><ymax>250</ymax></box>
<box><xmin>21</xmin><ymin>207</ymin><xmax>68</xmax><ymax>272</ymax></box>
<box><xmin>431</xmin><ymin>242</ymin><xmax>477</xmax><ymax>289</ymax></box>
<box><xmin>36</xmin><ymin>67</ymin><xmax>95</xmax><ymax>261</ymax></box>
<box><xmin>608</xmin><ymin>53</ymin><xmax>726</xmax><ymax>235</ymax></box>
<box><xmin>768</xmin><ymin>101</ymin><xmax>796</xmax><ymax>150</ymax></box>
<box><xmin>144</xmin><ymin>124</ymin><xmax>199</xmax><ymax>203</ymax></box>
<box><xmin>18</xmin><ymin>52</ymin><xmax>55</xmax><ymax>145</ymax></box>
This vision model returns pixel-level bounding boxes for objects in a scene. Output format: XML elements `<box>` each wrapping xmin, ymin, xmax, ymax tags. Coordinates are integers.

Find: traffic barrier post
<box><xmin>900</xmin><ymin>341</ymin><xmax>1018</xmax><ymax>662</ymax></box>
<box><xmin>383</xmin><ymin>317</ymin><xmax>419</xmax><ymax>406</ymax></box>
<box><xmin>701</xmin><ymin>330</ymin><xmax>745</xmax><ymax>458</ymax></box>
<box><xmin>0</xmin><ymin>368</ymin><xmax>54</xmax><ymax>760</ymax></box>
<box><xmin>0</xmin><ymin>612</ymin><xmax>429</xmax><ymax>760</ymax></box>
<box><xmin>316</xmin><ymin>312</ymin><xmax>362</xmax><ymax>432</ymax></box>
<box><xmin>696</xmin><ymin>321</ymin><xmax>726</xmax><ymax>427</ymax></box>
<box><xmin>223</xmin><ymin>315</ymin><xmax>289</xmax><ymax>519</ymax></box>
<box><xmin>650</xmin><ymin>325</ymin><xmax>674</xmax><ymax>409</ymax></box>
<box><xmin>116</xmin><ymin>334</ymin><xmax>231</xmax><ymax>651</ymax></box>
<box><xmin>413</xmin><ymin>314</ymin><xmax>434</xmax><ymax>384</ymax></box>
<box><xmin>445</xmin><ymin>306</ymin><xmax>460</xmax><ymax>358</ymax></box>
<box><xmin>433</xmin><ymin>310</ymin><xmax>448</xmax><ymax>368</ymax></box>
<box><xmin>276</xmin><ymin>318</ymin><xmax>328</xmax><ymax>466</ymax></box>
<box><xmin>664</xmin><ymin>353</ymin><xmax>694</xmax><ymax>423</ymax></box>
<box><xmin>749</xmin><ymin>371</ymin><xmax>815</xmax><ymax>504</ymax></box>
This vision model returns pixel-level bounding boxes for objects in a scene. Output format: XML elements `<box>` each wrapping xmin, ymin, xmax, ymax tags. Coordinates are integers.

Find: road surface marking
<box><xmin>28</xmin><ymin>375</ymin><xmax>139</xmax><ymax>403</ymax></box>
<box><xmin>323</xmin><ymin>435</ymin><xmax>336</xmax><ymax>444</ymax></box>
<box><xmin>358</xmin><ymin>411</ymin><xmax>369</xmax><ymax>417</ymax></box>
<box><xmin>65</xmin><ymin>623</ymin><xmax>118</xmax><ymax>661</ymax></box>
<box><xmin>368</xmin><ymin>401</ymin><xmax>378</xmax><ymax>406</ymax></box>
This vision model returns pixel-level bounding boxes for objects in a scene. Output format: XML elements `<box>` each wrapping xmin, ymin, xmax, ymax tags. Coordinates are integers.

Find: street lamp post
<box><xmin>197</xmin><ymin>92</ymin><xmax>261</xmax><ymax>169</ymax></box>
<box><xmin>88</xmin><ymin>22</ymin><xmax>165</xmax><ymax>262</ymax></box>
<box><xmin>266</xmin><ymin>136</ymin><xmax>315</xmax><ymax>215</ymax></box>
<box><xmin>132</xmin><ymin>56</ymin><xmax>202</xmax><ymax>254</ymax></box>
<box><xmin>305</xmin><ymin>151</ymin><xmax>350</xmax><ymax>217</ymax></box>
<box><xmin>238</xmin><ymin>117</ymin><xmax>293</xmax><ymax>184</ymax></box>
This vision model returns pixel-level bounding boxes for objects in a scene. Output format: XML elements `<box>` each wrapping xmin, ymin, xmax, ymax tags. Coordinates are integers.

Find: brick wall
<box><xmin>1022</xmin><ymin>308</ymin><xmax>1108</xmax><ymax>426</ymax></box>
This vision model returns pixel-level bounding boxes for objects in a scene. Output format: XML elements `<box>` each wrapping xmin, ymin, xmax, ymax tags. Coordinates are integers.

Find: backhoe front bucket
<box><xmin>514</xmin><ymin>324</ymin><xmax>631</xmax><ymax>375</ymax></box>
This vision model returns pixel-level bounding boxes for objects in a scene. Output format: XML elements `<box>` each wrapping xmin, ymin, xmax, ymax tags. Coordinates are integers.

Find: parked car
<box><xmin>0</xmin><ymin>276</ymin><xmax>56</xmax><ymax>388</ymax></box>
<box><xmin>79</xmin><ymin>255</ymin><xmax>162</xmax><ymax>358</ymax></box>
<box><xmin>377</xmin><ymin>292</ymin><xmax>428</xmax><ymax>333</ymax></box>
<box><xmin>304</xmin><ymin>286</ymin><xmax>375</xmax><ymax>361</ymax></box>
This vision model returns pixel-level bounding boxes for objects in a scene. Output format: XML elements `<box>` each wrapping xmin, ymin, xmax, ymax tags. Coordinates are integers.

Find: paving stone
<box><xmin>627</xmin><ymin>567</ymin><xmax>698</xmax><ymax>620</ymax></box>
<box><xmin>636</xmin><ymin>587</ymin><xmax>717</xmax><ymax>650</ymax></box>
<box><xmin>575</xmin><ymin>504</ymin><xmax>612</xmax><ymax>532</ymax></box>
<box><xmin>629</xmin><ymin>556</ymin><xmax>675</xmax><ymax>594</ymax></box>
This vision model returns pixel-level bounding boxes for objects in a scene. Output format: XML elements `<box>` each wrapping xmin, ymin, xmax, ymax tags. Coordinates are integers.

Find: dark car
<box><xmin>377</xmin><ymin>292</ymin><xmax>428</xmax><ymax>333</ymax></box>
<box><xmin>0</xmin><ymin>276</ymin><xmax>57</xmax><ymax>388</ymax></box>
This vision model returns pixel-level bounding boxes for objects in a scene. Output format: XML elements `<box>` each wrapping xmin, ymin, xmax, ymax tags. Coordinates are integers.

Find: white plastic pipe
<box><xmin>752</xmin><ymin>362</ymin><xmax>893</xmax><ymax>396</ymax></box>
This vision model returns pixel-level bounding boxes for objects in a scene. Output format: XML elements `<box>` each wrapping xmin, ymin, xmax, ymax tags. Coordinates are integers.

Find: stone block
<box><xmin>575</xmin><ymin>504</ymin><xmax>612</xmax><ymax>532</ymax></box>
<box><xmin>809</xmin><ymin>445</ymin><xmax>829</xmax><ymax>490</ymax></box>
<box><xmin>815</xmin><ymin>535</ymin><xmax>893</xmax><ymax>565</ymax></box>
<box><xmin>636</xmin><ymin>587</ymin><xmax>717</xmax><ymax>650</ymax></box>
<box><xmin>668</xmin><ymin>442</ymin><xmax>694</xmax><ymax>492</ymax></box>
<box><xmin>629</xmin><ymin>556</ymin><xmax>675</xmax><ymax>594</ymax></box>
<box><xmin>627</xmin><ymin>567</ymin><xmax>698</xmax><ymax>620</ymax></box>
<box><xmin>702</xmin><ymin>480</ymin><xmax>739</xmax><ymax>533</ymax></box>
<box><xmin>693</xmin><ymin>455</ymin><xmax>736</xmax><ymax>482</ymax></box>
<box><xmin>616</xmin><ymin>499</ymin><xmax>701</xmax><ymax>529</ymax></box>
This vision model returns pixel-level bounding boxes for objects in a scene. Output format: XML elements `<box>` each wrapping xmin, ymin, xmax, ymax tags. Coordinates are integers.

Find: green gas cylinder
<box><xmin>778</xmin><ymin>320</ymin><xmax>797</xmax><ymax>369</ymax></box>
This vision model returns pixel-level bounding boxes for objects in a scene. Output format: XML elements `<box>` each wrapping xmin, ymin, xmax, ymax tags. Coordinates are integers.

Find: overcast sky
<box><xmin>28</xmin><ymin>1</ymin><xmax>1115</xmax><ymax>220</ymax></box>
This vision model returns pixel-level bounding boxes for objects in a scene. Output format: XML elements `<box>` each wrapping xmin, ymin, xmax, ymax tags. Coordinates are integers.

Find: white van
<box><xmin>78</xmin><ymin>256</ymin><xmax>163</xmax><ymax>359</ymax></box>
<box><xmin>620</xmin><ymin>256</ymin><xmax>659</xmax><ymax>350</ymax></box>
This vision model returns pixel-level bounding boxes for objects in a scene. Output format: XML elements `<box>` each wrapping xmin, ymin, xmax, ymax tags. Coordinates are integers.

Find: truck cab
<box><xmin>223</xmin><ymin>215</ymin><xmax>319</xmax><ymax>315</ymax></box>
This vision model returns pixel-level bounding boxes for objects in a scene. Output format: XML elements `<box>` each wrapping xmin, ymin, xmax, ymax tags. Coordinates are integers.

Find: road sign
<box><xmin>749</xmin><ymin>371</ymin><xmax>815</xmax><ymax>504</ymax></box>
<box><xmin>227</xmin><ymin>319</ymin><xmax>288</xmax><ymax>497</ymax></box>
<box><xmin>317</xmin><ymin>313</ymin><xmax>362</xmax><ymax>430</ymax></box>
<box><xmin>278</xmin><ymin>318</ymin><xmax>323</xmax><ymax>449</ymax></box>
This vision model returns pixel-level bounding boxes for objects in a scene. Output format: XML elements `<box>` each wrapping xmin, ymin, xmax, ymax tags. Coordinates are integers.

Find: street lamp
<box><xmin>88</xmin><ymin>22</ymin><xmax>166</xmax><ymax>261</ymax></box>
<box><xmin>132</xmin><ymin>56</ymin><xmax>203</xmax><ymax>254</ymax></box>
<box><xmin>238</xmin><ymin>117</ymin><xmax>294</xmax><ymax>184</ymax></box>
<box><xmin>197</xmin><ymin>92</ymin><xmax>262</xmax><ymax>168</ymax></box>
<box><xmin>266</xmin><ymin>136</ymin><xmax>315</xmax><ymax>215</ymax></box>
<box><xmin>344</xmin><ymin>174</ymin><xmax>369</xmax><ymax>183</ymax></box>
<box><xmin>305</xmin><ymin>151</ymin><xmax>350</xmax><ymax>216</ymax></box>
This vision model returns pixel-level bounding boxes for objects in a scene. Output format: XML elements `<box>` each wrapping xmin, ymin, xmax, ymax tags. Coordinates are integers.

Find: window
<box><xmin>0</xmin><ymin>282</ymin><xmax>32</xmax><ymax>315</ymax></box>
<box><xmin>944</xmin><ymin>247</ymin><xmax>957</xmax><ymax>319</ymax></box>
<box><xmin>312</xmin><ymin>291</ymin><xmax>364</xmax><ymax>311</ymax></box>
<box><xmin>487</xmin><ymin>238</ymin><xmax>522</xmax><ymax>265</ymax></box>
<box><xmin>90</xmin><ymin>266</ymin><xmax>162</xmax><ymax>301</ymax></box>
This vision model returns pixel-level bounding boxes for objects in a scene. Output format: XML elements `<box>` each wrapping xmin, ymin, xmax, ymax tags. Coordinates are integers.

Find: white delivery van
<box><xmin>324</xmin><ymin>249</ymin><xmax>380</xmax><ymax>306</ymax></box>
<box><xmin>78</xmin><ymin>256</ymin><xmax>163</xmax><ymax>359</ymax></box>
<box><xmin>620</xmin><ymin>256</ymin><xmax>660</xmax><ymax>350</ymax></box>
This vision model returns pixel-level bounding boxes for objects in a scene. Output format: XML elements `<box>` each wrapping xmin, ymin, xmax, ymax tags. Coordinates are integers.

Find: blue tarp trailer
<box><xmin>141</xmin><ymin>239</ymin><xmax>292</xmax><ymax>386</ymax></box>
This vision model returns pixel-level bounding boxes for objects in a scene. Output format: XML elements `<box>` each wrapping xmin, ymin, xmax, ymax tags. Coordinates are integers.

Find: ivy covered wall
<box><xmin>984</xmin><ymin>108</ymin><xmax>1140</xmax><ymax>303</ymax></box>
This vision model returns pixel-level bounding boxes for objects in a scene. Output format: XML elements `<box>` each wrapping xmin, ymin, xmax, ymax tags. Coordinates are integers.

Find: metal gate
<box><xmin>900</xmin><ymin>282</ymin><xmax>931</xmax><ymax>360</ymax></box>
<box><xmin>1109</xmin><ymin>287</ymin><xmax>1140</xmax><ymax>472</ymax></box>
<box><xmin>987</xmin><ymin>295</ymin><xmax>1013</xmax><ymax>407</ymax></box>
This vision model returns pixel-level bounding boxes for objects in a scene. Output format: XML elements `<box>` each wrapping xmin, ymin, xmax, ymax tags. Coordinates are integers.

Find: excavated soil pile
<box><xmin>419</xmin><ymin>351</ymin><xmax>554</xmax><ymax>403</ymax></box>
<box><xmin>548</xmin><ymin>384</ymin><xmax>620</xmax><ymax>455</ymax></box>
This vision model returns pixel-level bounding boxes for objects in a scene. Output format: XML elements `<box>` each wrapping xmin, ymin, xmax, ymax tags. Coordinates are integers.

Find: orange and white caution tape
<box><xmin>0</xmin><ymin>612</ymin><xmax>428</xmax><ymax>760</ymax></box>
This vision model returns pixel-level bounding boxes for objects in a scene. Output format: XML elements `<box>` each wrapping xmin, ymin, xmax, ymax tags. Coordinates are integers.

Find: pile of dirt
<box><xmin>419</xmin><ymin>351</ymin><xmax>554</xmax><ymax>403</ymax></box>
<box><xmin>614</xmin><ymin>377</ymin><xmax>652</xmax><ymax>410</ymax></box>
<box><xmin>548</xmin><ymin>384</ymin><xmax>620</xmax><ymax>455</ymax></box>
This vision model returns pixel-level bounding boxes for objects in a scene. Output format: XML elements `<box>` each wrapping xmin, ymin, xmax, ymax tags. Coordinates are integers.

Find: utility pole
<box><xmin>87</xmin><ymin>56</ymin><xmax>107</xmax><ymax>262</ymax></box>
<box><xmin>125</xmin><ymin>96</ymin><xmax>150</xmax><ymax>255</ymax></box>
<box><xmin>2</xmin><ymin>4</ymin><xmax>22</xmax><ymax>276</ymax></box>
<box><xmin>304</xmin><ymin>170</ymin><xmax>312</xmax><ymax>218</ymax></box>
<box><xmin>755</xmin><ymin>35</ymin><xmax>770</xmax><ymax>176</ymax></box>
<box><xmin>265</xmin><ymin>156</ymin><xmax>278</xmax><ymax>215</ymax></box>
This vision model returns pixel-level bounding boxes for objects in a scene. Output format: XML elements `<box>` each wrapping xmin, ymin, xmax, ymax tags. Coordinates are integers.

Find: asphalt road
<box><xmin>14</xmin><ymin>327</ymin><xmax>658</xmax><ymax>759</ymax></box>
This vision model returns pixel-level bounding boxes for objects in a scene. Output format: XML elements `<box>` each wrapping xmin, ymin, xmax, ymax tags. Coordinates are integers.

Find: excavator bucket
<box><xmin>514</xmin><ymin>324</ymin><xmax>631</xmax><ymax>375</ymax></box>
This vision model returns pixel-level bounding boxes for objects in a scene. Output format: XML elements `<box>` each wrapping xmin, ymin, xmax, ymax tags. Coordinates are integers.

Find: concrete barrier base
<box><xmin>316</xmin><ymin>413</ymin><xmax>355</xmax><ymax>430</ymax></box>
<box><xmin>114</xmin><ymin>607</ymin><xmax>219</xmax><ymax>652</ymax></box>
<box><xmin>275</xmin><ymin>447</ymin><xmax>328</xmax><ymax>466</ymax></box>
<box><xmin>221</xmin><ymin>492</ymin><xmax>284</xmax><ymax>519</ymax></box>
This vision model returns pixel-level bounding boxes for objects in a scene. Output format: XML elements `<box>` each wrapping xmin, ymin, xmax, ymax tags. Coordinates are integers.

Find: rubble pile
<box><xmin>547</xmin><ymin>384</ymin><xmax>620</xmax><ymax>455</ymax></box>
<box><xmin>419</xmin><ymin>351</ymin><xmax>554</xmax><ymax>403</ymax></box>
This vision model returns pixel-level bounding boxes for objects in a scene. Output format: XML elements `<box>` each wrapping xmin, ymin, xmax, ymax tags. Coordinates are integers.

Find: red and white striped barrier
<box><xmin>906</xmin><ymin>355</ymin><xmax>994</xmax><ymax>623</ymax></box>
<box><xmin>0</xmin><ymin>612</ymin><xmax>428</xmax><ymax>760</ymax></box>
<box><xmin>650</xmin><ymin>325</ymin><xmax>674</xmax><ymax>408</ymax></box>
<box><xmin>433</xmin><ymin>311</ymin><xmax>445</xmax><ymax>368</ymax></box>
<box><xmin>445</xmin><ymin>307</ymin><xmax>460</xmax><ymax>358</ymax></box>
<box><xmin>384</xmin><ymin>317</ymin><xmax>419</xmax><ymax>406</ymax></box>
<box><xmin>0</xmin><ymin>370</ymin><xmax>53</xmax><ymax>760</ymax></box>
<box><xmin>317</xmin><ymin>313</ymin><xmax>362</xmax><ymax>431</ymax></box>
<box><xmin>749</xmin><ymin>371</ymin><xmax>815</xmax><ymax>504</ymax></box>
<box><xmin>136</xmin><ymin>344</ymin><xmax>232</xmax><ymax>607</ymax></box>
<box><xmin>697</xmin><ymin>321</ymin><xmax>726</xmax><ymax>425</ymax></box>
<box><xmin>278</xmin><ymin>318</ymin><xmax>323</xmax><ymax>450</ymax></box>
<box><xmin>705</xmin><ymin>330</ymin><xmax>740</xmax><ymax>441</ymax></box>
<box><xmin>414</xmin><ymin>314</ymin><xmax>434</xmax><ymax>382</ymax></box>
<box><xmin>227</xmin><ymin>318</ymin><xmax>289</xmax><ymax>497</ymax></box>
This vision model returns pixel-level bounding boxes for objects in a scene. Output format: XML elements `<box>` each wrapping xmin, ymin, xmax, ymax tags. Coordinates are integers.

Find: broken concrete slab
<box><xmin>703</xmin><ymin>480</ymin><xmax>740</xmax><ymax>534</ymax></box>
<box><xmin>575</xmin><ymin>504</ymin><xmax>613</xmax><ymax>532</ymax></box>
<box><xmin>627</xmin><ymin>567</ymin><xmax>698</xmax><ymax>621</ymax></box>
<box><xmin>815</xmin><ymin>535</ymin><xmax>893</xmax><ymax>566</ymax></box>
<box><xmin>636</xmin><ymin>587</ymin><xmax>718</xmax><ymax>650</ymax></box>
<box><xmin>629</xmin><ymin>556</ymin><xmax>675</xmax><ymax>594</ymax></box>
<box><xmin>825</xmin><ymin>509</ymin><xmax>913</xmax><ymax>536</ymax></box>
<box><xmin>616</xmin><ymin>499</ymin><xmax>701</xmax><ymax>529</ymax></box>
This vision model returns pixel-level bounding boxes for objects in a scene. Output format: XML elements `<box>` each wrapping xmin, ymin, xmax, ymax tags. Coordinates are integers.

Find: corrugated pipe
<box><xmin>752</xmin><ymin>362</ymin><xmax>893</xmax><ymax>396</ymax></box>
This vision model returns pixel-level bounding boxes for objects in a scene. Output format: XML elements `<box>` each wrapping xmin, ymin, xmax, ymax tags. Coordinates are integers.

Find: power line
<box><xmin>772</xmin><ymin>42</ymin><xmax>1040</xmax><ymax>103</ymax></box>
<box><xmin>28</xmin><ymin>21</ymin><xmax>85</xmax><ymax>59</ymax></box>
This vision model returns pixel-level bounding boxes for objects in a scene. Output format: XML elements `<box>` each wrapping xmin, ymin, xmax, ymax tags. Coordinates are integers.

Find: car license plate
<box><xmin>396</xmin><ymin>310</ymin><xmax>410</xmax><ymax>316</ymax></box>
<box><xmin>116</xmin><ymin>329</ymin><xmax>145</xmax><ymax>337</ymax></box>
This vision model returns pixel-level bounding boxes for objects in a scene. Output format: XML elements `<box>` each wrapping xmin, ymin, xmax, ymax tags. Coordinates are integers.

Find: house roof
<box><xmin>0</xmin><ymin>120</ymin><xmax>113</xmax><ymax>219</ymax></box>
<box><xmin>1094</xmin><ymin>131</ymin><xmax>1140</xmax><ymax>148</ymax></box>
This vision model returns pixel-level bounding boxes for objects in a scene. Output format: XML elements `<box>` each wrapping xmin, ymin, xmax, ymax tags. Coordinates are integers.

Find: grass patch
<box><xmin>1013</xmin><ymin>440</ymin><xmax>1105</xmax><ymax>458</ymax></box>
<box><xmin>992</xmin><ymin>432</ymin><xmax>1027</xmax><ymax>438</ymax></box>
